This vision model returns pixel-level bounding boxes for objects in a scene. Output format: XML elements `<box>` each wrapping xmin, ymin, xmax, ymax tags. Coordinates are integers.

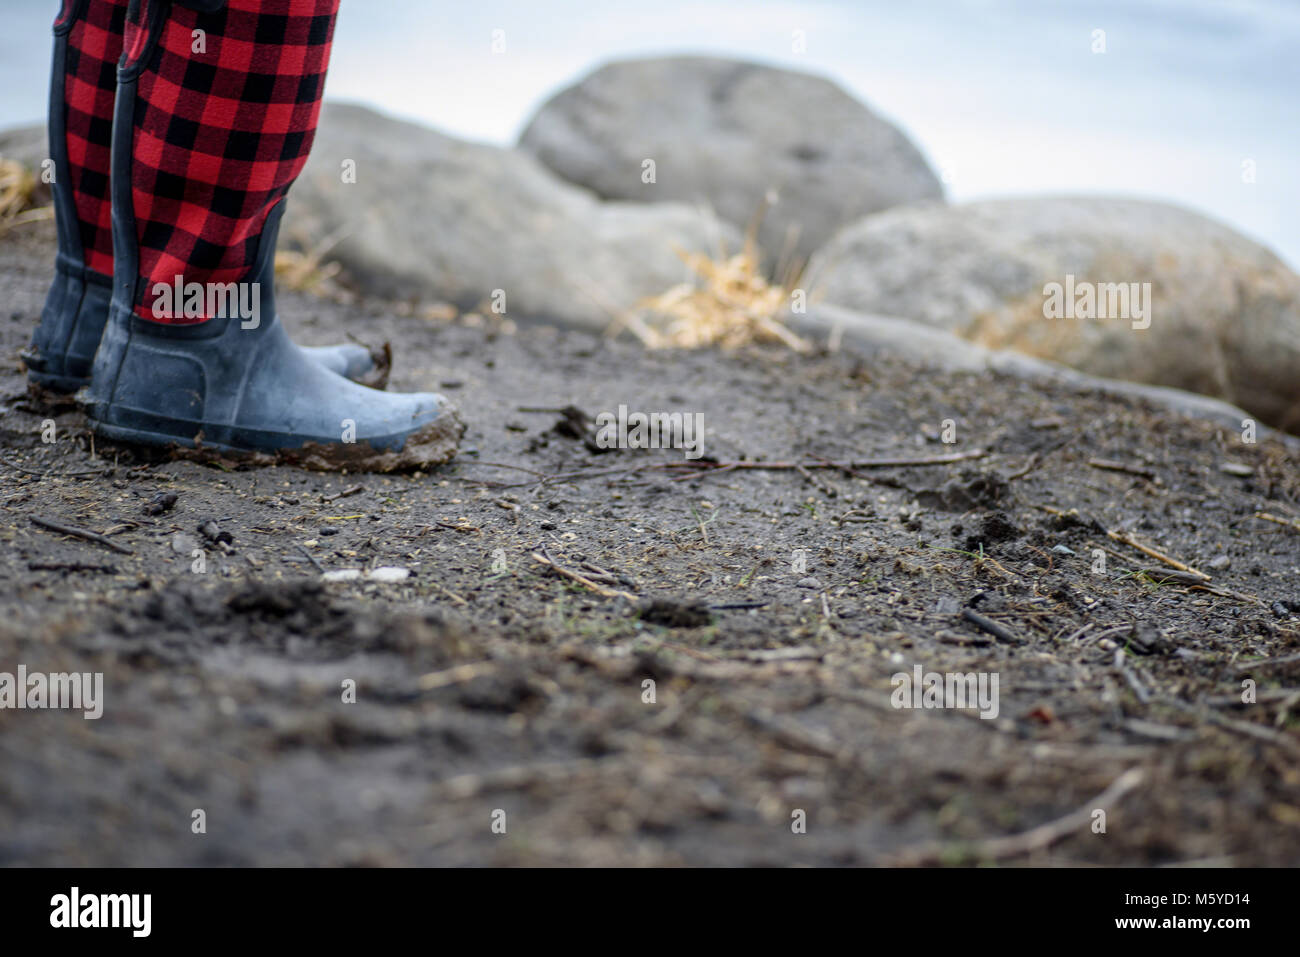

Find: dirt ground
<box><xmin>2</xmin><ymin>219</ymin><xmax>1299</xmax><ymax>866</ymax></box>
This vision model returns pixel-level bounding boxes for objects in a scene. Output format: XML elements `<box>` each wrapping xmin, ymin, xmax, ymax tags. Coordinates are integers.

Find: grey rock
<box><xmin>518</xmin><ymin>56</ymin><xmax>943</xmax><ymax>271</ymax></box>
<box><xmin>933</xmin><ymin>596</ymin><xmax>961</xmax><ymax>616</ymax></box>
<box><xmin>170</xmin><ymin>532</ymin><xmax>199</xmax><ymax>555</ymax></box>
<box><xmin>789</xmin><ymin>304</ymin><xmax>1299</xmax><ymax>448</ymax></box>
<box><xmin>0</xmin><ymin>124</ymin><xmax>47</xmax><ymax>171</ymax></box>
<box><xmin>805</xmin><ymin>196</ymin><xmax>1300</xmax><ymax>431</ymax></box>
<box><xmin>285</xmin><ymin>103</ymin><xmax>740</xmax><ymax>331</ymax></box>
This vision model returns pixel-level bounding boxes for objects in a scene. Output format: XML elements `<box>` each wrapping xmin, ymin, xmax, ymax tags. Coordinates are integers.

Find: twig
<box><xmin>1089</xmin><ymin>458</ymin><xmax>1155</xmax><ymax>480</ymax></box>
<box><xmin>30</xmin><ymin>516</ymin><xmax>133</xmax><ymax>555</ymax></box>
<box><xmin>795</xmin><ymin>463</ymin><xmax>837</xmax><ymax>498</ymax></box>
<box><xmin>1235</xmin><ymin>652</ymin><xmax>1300</xmax><ymax>672</ymax></box>
<box><xmin>1138</xmin><ymin>568</ymin><xmax>1210</xmax><ymax>588</ymax></box>
<box><xmin>667</xmin><ymin>462</ymin><xmax>739</xmax><ymax>484</ymax></box>
<box><xmin>885</xmin><ymin>767</ymin><xmax>1146</xmax><ymax>865</ymax></box>
<box><xmin>322</xmin><ymin>484</ymin><xmax>363</xmax><ymax>503</ymax></box>
<box><xmin>295</xmin><ymin>543</ymin><xmax>325</xmax><ymax>572</ymax></box>
<box><xmin>961</xmin><ymin>607</ymin><xmax>1021</xmax><ymax>643</ymax></box>
<box><xmin>1006</xmin><ymin>451</ymin><xmax>1042</xmax><ymax>482</ymax></box>
<box><xmin>27</xmin><ymin>561</ymin><xmax>118</xmax><ymax>573</ymax></box>
<box><xmin>417</xmin><ymin>661</ymin><xmax>498</xmax><ymax>691</ymax></box>
<box><xmin>1114</xmin><ymin>648</ymin><xmax>1151</xmax><ymax>704</ymax></box>
<box><xmin>458</xmin><ymin>460</ymin><xmax>549</xmax><ymax>477</ymax></box>
<box><xmin>1107</xmin><ymin>530</ymin><xmax>1209</xmax><ymax>580</ymax></box>
<box><xmin>431</xmin><ymin>581</ymin><xmax>469</xmax><ymax>606</ymax></box>
<box><xmin>1007</xmin><ymin>436</ymin><xmax>1074</xmax><ymax>482</ymax></box>
<box><xmin>531</xmin><ymin>548</ymin><xmax>637</xmax><ymax>601</ymax></box>
<box><xmin>492</xmin><ymin>450</ymin><xmax>991</xmax><ymax>490</ymax></box>
<box><xmin>1</xmin><ymin>455</ymin><xmax>105</xmax><ymax>479</ymax></box>
<box><xmin>1255</xmin><ymin>511</ymin><xmax>1300</xmax><ymax>533</ymax></box>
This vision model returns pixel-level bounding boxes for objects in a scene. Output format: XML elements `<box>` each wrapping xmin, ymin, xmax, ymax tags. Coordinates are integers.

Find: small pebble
<box><xmin>322</xmin><ymin>569</ymin><xmax>362</xmax><ymax>582</ymax></box>
<box><xmin>367</xmin><ymin>566</ymin><xmax>411</xmax><ymax>583</ymax></box>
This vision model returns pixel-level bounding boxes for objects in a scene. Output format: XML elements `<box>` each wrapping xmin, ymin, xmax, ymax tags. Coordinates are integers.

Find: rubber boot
<box><xmin>84</xmin><ymin>198</ymin><xmax>463</xmax><ymax>470</ymax></box>
<box><xmin>20</xmin><ymin>1</ymin><xmax>382</xmax><ymax>394</ymax></box>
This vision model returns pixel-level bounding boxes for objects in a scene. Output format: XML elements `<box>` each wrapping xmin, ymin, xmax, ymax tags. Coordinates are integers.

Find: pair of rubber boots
<box><xmin>22</xmin><ymin>18</ymin><xmax>462</xmax><ymax>471</ymax></box>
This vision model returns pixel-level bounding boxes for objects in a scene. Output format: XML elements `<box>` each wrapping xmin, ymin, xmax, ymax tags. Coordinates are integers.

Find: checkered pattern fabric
<box><xmin>59</xmin><ymin>0</ymin><xmax>131</xmax><ymax>277</ymax></box>
<box><xmin>122</xmin><ymin>0</ymin><xmax>339</xmax><ymax>322</ymax></box>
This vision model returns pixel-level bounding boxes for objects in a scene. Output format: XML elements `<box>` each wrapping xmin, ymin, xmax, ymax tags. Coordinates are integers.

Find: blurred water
<box><xmin>2</xmin><ymin>0</ymin><xmax>1297</xmax><ymax>267</ymax></box>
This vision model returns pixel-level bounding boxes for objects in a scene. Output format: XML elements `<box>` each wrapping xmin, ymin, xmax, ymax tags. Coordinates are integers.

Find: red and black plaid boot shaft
<box><xmin>120</xmin><ymin>0</ymin><xmax>338</xmax><ymax>322</ymax></box>
<box><xmin>60</xmin><ymin>0</ymin><xmax>131</xmax><ymax>278</ymax></box>
<box><xmin>21</xmin><ymin>0</ymin><xmax>130</xmax><ymax>391</ymax></box>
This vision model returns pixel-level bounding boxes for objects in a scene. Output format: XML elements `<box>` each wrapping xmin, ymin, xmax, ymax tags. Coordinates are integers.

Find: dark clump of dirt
<box><xmin>917</xmin><ymin>469</ymin><xmax>1010</xmax><ymax>512</ymax></box>
<box><xmin>2</xmin><ymin>220</ymin><xmax>1300</xmax><ymax>866</ymax></box>
<box><xmin>963</xmin><ymin>511</ymin><xmax>1021</xmax><ymax>552</ymax></box>
<box><xmin>637</xmin><ymin>598</ymin><xmax>713</xmax><ymax>628</ymax></box>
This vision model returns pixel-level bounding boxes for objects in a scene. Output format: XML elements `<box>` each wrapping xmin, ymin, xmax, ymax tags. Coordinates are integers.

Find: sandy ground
<box><xmin>2</xmin><ymin>220</ymin><xmax>1299</xmax><ymax>866</ymax></box>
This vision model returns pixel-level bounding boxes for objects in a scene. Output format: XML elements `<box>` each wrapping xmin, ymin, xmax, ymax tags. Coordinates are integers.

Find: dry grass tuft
<box><xmin>617</xmin><ymin>197</ymin><xmax>811</xmax><ymax>352</ymax></box>
<box><xmin>275</xmin><ymin>223</ymin><xmax>347</xmax><ymax>294</ymax></box>
<box><xmin>0</xmin><ymin>158</ymin><xmax>53</xmax><ymax>234</ymax></box>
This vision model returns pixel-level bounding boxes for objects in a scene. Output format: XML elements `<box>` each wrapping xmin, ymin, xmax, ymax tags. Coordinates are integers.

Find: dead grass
<box><xmin>0</xmin><ymin>158</ymin><xmax>52</xmax><ymax>235</ymax></box>
<box><xmin>274</xmin><ymin>223</ymin><xmax>347</xmax><ymax>294</ymax></box>
<box><xmin>618</xmin><ymin>197</ymin><xmax>811</xmax><ymax>352</ymax></box>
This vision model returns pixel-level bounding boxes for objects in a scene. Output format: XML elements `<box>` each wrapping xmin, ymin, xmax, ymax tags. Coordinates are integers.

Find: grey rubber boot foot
<box><xmin>22</xmin><ymin>263</ymin><xmax>113</xmax><ymax>394</ymax></box>
<box><xmin>83</xmin><ymin>204</ymin><xmax>462</xmax><ymax>472</ymax></box>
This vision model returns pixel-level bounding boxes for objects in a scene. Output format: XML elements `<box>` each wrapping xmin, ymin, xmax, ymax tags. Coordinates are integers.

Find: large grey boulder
<box><xmin>791</xmin><ymin>303</ymin><xmax>1298</xmax><ymax>448</ymax></box>
<box><xmin>805</xmin><ymin>197</ymin><xmax>1300</xmax><ymax>432</ymax></box>
<box><xmin>518</xmin><ymin>57</ymin><xmax>943</xmax><ymax>272</ymax></box>
<box><xmin>285</xmin><ymin>103</ymin><xmax>739</xmax><ymax>330</ymax></box>
<box><xmin>0</xmin><ymin>124</ymin><xmax>46</xmax><ymax>170</ymax></box>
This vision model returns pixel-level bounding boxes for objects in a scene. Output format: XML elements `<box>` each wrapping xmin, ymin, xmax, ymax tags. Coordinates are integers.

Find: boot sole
<box><xmin>27</xmin><ymin>371</ymin><xmax>88</xmax><ymax>394</ymax></box>
<box><xmin>89</xmin><ymin>407</ymin><xmax>466</xmax><ymax>473</ymax></box>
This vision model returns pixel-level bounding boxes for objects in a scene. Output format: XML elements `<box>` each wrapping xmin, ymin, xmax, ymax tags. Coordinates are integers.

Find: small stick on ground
<box><xmin>488</xmin><ymin>450</ymin><xmax>991</xmax><ymax>490</ymax></box>
<box><xmin>1107</xmin><ymin>530</ymin><xmax>1209</xmax><ymax>580</ymax></box>
<box><xmin>295</xmin><ymin>543</ymin><xmax>325</xmax><ymax>573</ymax></box>
<box><xmin>1</xmin><ymin>456</ymin><xmax>105</xmax><ymax>479</ymax></box>
<box><xmin>1006</xmin><ymin>451</ymin><xmax>1042</xmax><ymax>482</ymax></box>
<box><xmin>961</xmin><ymin>607</ymin><xmax>1021</xmax><ymax>643</ymax></box>
<box><xmin>1114</xmin><ymin>648</ymin><xmax>1151</xmax><ymax>704</ymax></box>
<box><xmin>1164</xmin><ymin>698</ymin><xmax>1300</xmax><ymax>757</ymax></box>
<box><xmin>668</xmin><ymin>462</ymin><xmax>739</xmax><ymax>483</ymax></box>
<box><xmin>1255</xmin><ymin>511</ymin><xmax>1300</xmax><ymax>533</ymax></box>
<box><xmin>532</xmin><ymin>548</ymin><xmax>637</xmax><ymax>601</ymax></box>
<box><xmin>1235</xmin><ymin>652</ymin><xmax>1300</xmax><ymax>672</ymax></box>
<box><xmin>1089</xmin><ymin>458</ymin><xmax>1156</xmax><ymax>480</ymax></box>
<box><xmin>27</xmin><ymin>561</ymin><xmax>118</xmax><ymax>573</ymax></box>
<box><xmin>322</xmin><ymin>484</ymin><xmax>364</xmax><ymax>503</ymax></box>
<box><xmin>886</xmin><ymin>767</ymin><xmax>1146</xmax><ymax>865</ymax></box>
<box><xmin>417</xmin><ymin>661</ymin><xmax>498</xmax><ymax>691</ymax></box>
<box><xmin>431</xmin><ymin>581</ymin><xmax>469</xmax><ymax>606</ymax></box>
<box><xmin>30</xmin><ymin>516</ymin><xmax>133</xmax><ymax>555</ymax></box>
<box><xmin>795</xmin><ymin>463</ymin><xmax>837</xmax><ymax>498</ymax></box>
<box><xmin>458</xmin><ymin>460</ymin><xmax>549</xmax><ymax>477</ymax></box>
